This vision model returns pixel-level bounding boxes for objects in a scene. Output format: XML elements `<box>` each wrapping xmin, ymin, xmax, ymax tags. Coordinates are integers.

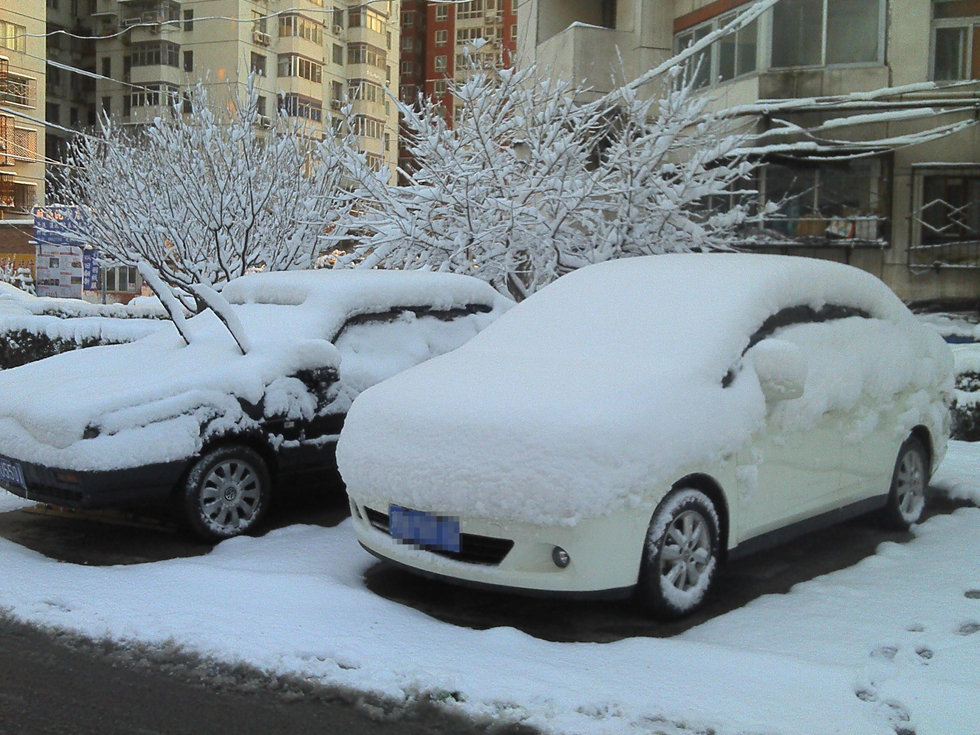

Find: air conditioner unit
<box><xmin>257</xmin><ymin>115</ymin><xmax>272</xmax><ymax>127</ymax></box>
<box><xmin>333</xmin><ymin>24</ymin><xmax>344</xmax><ymax>35</ymax></box>
<box><xmin>252</xmin><ymin>30</ymin><xmax>271</xmax><ymax>46</ymax></box>
<box><xmin>330</xmin><ymin>99</ymin><xmax>341</xmax><ymax>109</ymax></box>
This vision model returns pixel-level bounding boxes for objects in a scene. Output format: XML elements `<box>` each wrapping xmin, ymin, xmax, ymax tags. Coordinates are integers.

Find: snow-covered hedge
<box><xmin>952</xmin><ymin>345</ymin><xmax>980</xmax><ymax>442</ymax></box>
<box><xmin>0</xmin><ymin>284</ymin><xmax>167</xmax><ymax>369</ymax></box>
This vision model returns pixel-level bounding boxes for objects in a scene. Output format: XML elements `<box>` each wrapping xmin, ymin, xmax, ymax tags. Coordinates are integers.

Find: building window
<box><xmin>349</xmin><ymin>78</ymin><xmax>385</xmax><ymax>104</ymax></box>
<box><xmin>403</xmin><ymin>10</ymin><xmax>415</xmax><ymax>26</ymax></box>
<box><xmin>331</xmin><ymin>80</ymin><xmax>343</xmax><ymax>101</ymax></box>
<box><xmin>402</xmin><ymin>36</ymin><xmax>414</xmax><ymax>51</ymax></box>
<box><xmin>435</xmin><ymin>5</ymin><xmax>448</xmax><ymax>21</ymax></box>
<box><xmin>278</xmin><ymin>93</ymin><xmax>322</xmax><ymax>122</ymax></box>
<box><xmin>1</xmin><ymin>73</ymin><xmax>36</xmax><ymax>107</ymax></box>
<box><xmin>101</xmin><ymin>57</ymin><xmax>111</xmax><ymax>78</ymax></box>
<box><xmin>434</xmin><ymin>54</ymin><xmax>447</xmax><ymax>72</ymax></box>
<box><xmin>183</xmin><ymin>9</ymin><xmax>193</xmax><ymax>31</ymax></box>
<box><xmin>676</xmin><ymin>13</ymin><xmax>758</xmax><ymax>88</ymax></box>
<box><xmin>105</xmin><ymin>265</ymin><xmax>139</xmax><ymax>293</ymax></box>
<box><xmin>279</xmin><ymin>14</ymin><xmax>323</xmax><ymax>45</ymax></box>
<box><xmin>353</xmin><ymin>115</ymin><xmax>385</xmax><ymax>139</ymax></box>
<box><xmin>347</xmin><ymin>42</ymin><xmax>387</xmax><ymax>68</ymax></box>
<box><xmin>278</xmin><ymin>54</ymin><xmax>322</xmax><ymax>82</ymax></box>
<box><xmin>183</xmin><ymin>50</ymin><xmax>193</xmax><ymax>72</ymax></box>
<box><xmin>130</xmin><ymin>83</ymin><xmax>178</xmax><ymax>109</ymax></box>
<box><xmin>458</xmin><ymin>1</ymin><xmax>496</xmax><ymax>21</ymax></box>
<box><xmin>130</xmin><ymin>41</ymin><xmax>180</xmax><ymax>68</ymax></box>
<box><xmin>758</xmin><ymin>158</ymin><xmax>888</xmax><ymax>243</ymax></box>
<box><xmin>349</xmin><ymin>7</ymin><xmax>386</xmax><ymax>33</ymax></box>
<box><xmin>333</xmin><ymin>7</ymin><xmax>345</xmax><ymax>28</ymax></box>
<box><xmin>0</xmin><ymin>21</ymin><xmax>27</xmax><ymax>53</ymax></box>
<box><xmin>435</xmin><ymin>29</ymin><xmax>448</xmax><ymax>46</ymax></box>
<box><xmin>771</xmin><ymin>0</ymin><xmax>882</xmax><ymax>68</ymax></box>
<box><xmin>932</xmin><ymin>1</ymin><xmax>980</xmax><ymax>80</ymax></box>
<box><xmin>910</xmin><ymin>167</ymin><xmax>980</xmax><ymax>267</ymax></box>
<box><xmin>332</xmin><ymin>43</ymin><xmax>344</xmax><ymax>64</ymax></box>
<box><xmin>433</xmin><ymin>80</ymin><xmax>447</xmax><ymax>95</ymax></box>
<box><xmin>250</xmin><ymin>53</ymin><xmax>266</xmax><ymax>77</ymax></box>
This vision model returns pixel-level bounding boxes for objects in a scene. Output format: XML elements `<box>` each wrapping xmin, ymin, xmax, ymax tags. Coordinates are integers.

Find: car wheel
<box><xmin>637</xmin><ymin>488</ymin><xmax>720</xmax><ymax>619</ymax></box>
<box><xmin>880</xmin><ymin>437</ymin><xmax>928</xmax><ymax>530</ymax></box>
<box><xmin>179</xmin><ymin>445</ymin><xmax>271</xmax><ymax>541</ymax></box>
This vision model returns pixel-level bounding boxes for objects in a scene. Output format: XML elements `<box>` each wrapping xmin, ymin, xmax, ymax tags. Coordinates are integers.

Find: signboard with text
<box><xmin>33</xmin><ymin>206</ymin><xmax>92</xmax><ymax>299</ymax></box>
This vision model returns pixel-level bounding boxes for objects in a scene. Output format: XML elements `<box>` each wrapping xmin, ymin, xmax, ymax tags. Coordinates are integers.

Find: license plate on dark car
<box><xmin>0</xmin><ymin>456</ymin><xmax>26</xmax><ymax>490</ymax></box>
<box><xmin>389</xmin><ymin>506</ymin><xmax>460</xmax><ymax>552</ymax></box>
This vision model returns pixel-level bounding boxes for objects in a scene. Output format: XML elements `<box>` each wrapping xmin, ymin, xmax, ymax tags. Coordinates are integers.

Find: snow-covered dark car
<box><xmin>0</xmin><ymin>270</ymin><xmax>510</xmax><ymax>540</ymax></box>
<box><xmin>339</xmin><ymin>254</ymin><xmax>954</xmax><ymax>618</ymax></box>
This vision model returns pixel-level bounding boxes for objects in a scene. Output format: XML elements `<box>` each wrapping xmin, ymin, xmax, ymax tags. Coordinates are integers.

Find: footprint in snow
<box><xmin>870</xmin><ymin>645</ymin><xmax>898</xmax><ymax>661</ymax></box>
<box><xmin>914</xmin><ymin>647</ymin><xmax>933</xmax><ymax>662</ymax></box>
<box><xmin>955</xmin><ymin>621</ymin><xmax>980</xmax><ymax>636</ymax></box>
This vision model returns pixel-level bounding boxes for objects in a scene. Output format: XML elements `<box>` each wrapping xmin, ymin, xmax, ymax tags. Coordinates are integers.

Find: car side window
<box><xmin>326</xmin><ymin>306</ymin><xmax>490</xmax><ymax>413</ymax></box>
<box><xmin>744</xmin><ymin>304</ymin><xmax>870</xmax><ymax>355</ymax></box>
<box><xmin>723</xmin><ymin>304</ymin><xmax>871</xmax><ymax>387</ymax></box>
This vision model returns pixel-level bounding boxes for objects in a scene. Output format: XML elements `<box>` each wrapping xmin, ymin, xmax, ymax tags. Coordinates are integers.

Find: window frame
<box><xmin>768</xmin><ymin>0</ymin><xmax>886</xmax><ymax>70</ymax></box>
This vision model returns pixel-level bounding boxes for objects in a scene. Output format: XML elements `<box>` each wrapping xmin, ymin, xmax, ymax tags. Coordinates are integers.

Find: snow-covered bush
<box><xmin>0</xmin><ymin>287</ymin><xmax>167</xmax><ymax>369</ymax></box>
<box><xmin>331</xmin><ymin>55</ymin><xmax>756</xmax><ymax>301</ymax></box>
<box><xmin>951</xmin><ymin>345</ymin><xmax>980</xmax><ymax>441</ymax></box>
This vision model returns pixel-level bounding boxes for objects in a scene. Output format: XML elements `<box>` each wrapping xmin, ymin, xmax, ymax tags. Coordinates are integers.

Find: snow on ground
<box><xmin>0</xmin><ymin>442</ymin><xmax>978</xmax><ymax>735</ymax></box>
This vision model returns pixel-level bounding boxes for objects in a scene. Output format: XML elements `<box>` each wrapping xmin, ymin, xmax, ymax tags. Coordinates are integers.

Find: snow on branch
<box><xmin>53</xmin><ymin>75</ymin><xmax>354</xmax><ymax>305</ymax></box>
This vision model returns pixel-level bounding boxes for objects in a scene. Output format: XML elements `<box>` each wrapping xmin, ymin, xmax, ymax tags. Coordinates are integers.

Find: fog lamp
<box><xmin>552</xmin><ymin>546</ymin><xmax>570</xmax><ymax>568</ymax></box>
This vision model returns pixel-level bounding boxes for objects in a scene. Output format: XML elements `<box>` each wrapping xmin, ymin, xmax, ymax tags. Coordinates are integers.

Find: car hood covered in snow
<box><xmin>337</xmin><ymin>254</ymin><xmax>953</xmax><ymax>526</ymax></box>
<box><xmin>0</xmin><ymin>269</ymin><xmax>509</xmax><ymax>471</ymax></box>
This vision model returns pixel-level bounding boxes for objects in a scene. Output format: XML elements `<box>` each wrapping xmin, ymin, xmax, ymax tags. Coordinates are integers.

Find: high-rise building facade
<box><xmin>88</xmin><ymin>0</ymin><xmax>400</xmax><ymax>175</ymax></box>
<box><xmin>517</xmin><ymin>0</ymin><xmax>980</xmax><ymax>304</ymax></box>
<box><xmin>1</xmin><ymin>1</ymin><xmax>45</xmax><ymax>217</ymax></box>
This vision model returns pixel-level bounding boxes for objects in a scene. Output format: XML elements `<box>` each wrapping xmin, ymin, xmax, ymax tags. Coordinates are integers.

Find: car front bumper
<box><xmin>0</xmin><ymin>453</ymin><xmax>186</xmax><ymax>510</ymax></box>
<box><xmin>350</xmin><ymin>498</ymin><xmax>651</xmax><ymax>596</ymax></box>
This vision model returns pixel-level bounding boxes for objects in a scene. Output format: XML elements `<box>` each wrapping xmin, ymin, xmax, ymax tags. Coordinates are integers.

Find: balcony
<box><xmin>535</xmin><ymin>23</ymin><xmax>631</xmax><ymax>96</ymax></box>
<box><xmin>0</xmin><ymin>75</ymin><xmax>37</xmax><ymax>108</ymax></box>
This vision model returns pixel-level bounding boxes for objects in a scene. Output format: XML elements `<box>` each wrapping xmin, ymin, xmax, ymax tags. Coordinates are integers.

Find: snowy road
<box><xmin>0</xmin><ymin>441</ymin><xmax>978</xmax><ymax>735</ymax></box>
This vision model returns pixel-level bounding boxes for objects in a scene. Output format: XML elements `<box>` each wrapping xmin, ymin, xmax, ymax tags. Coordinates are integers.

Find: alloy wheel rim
<box><xmin>200</xmin><ymin>459</ymin><xmax>262</xmax><ymax>532</ymax></box>
<box><xmin>896</xmin><ymin>449</ymin><xmax>926</xmax><ymax>519</ymax></box>
<box><xmin>660</xmin><ymin>509</ymin><xmax>712</xmax><ymax>592</ymax></box>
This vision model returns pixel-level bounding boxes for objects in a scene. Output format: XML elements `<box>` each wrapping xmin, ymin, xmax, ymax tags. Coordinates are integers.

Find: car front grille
<box><xmin>363</xmin><ymin>507</ymin><xmax>513</xmax><ymax>566</ymax></box>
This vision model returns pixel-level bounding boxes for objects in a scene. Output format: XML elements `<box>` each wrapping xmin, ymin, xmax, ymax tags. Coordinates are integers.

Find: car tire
<box><xmin>880</xmin><ymin>436</ymin><xmax>929</xmax><ymax>530</ymax></box>
<box><xmin>636</xmin><ymin>488</ymin><xmax>720</xmax><ymax>619</ymax></box>
<box><xmin>179</xmin><ymin>445</ymin><xmax>271</xmax><ymax>541</ymax></box>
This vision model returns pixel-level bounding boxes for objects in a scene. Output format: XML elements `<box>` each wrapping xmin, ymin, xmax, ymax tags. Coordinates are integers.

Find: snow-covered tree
<box><xmin>53</xmin><ymin>78</ymin><xmax>354</xmax><ymax>337</ymax></box>
<box><xmin>331</xmin><ymin>50</ymin><xmax>757</xmax><ymax>301</ymax></box>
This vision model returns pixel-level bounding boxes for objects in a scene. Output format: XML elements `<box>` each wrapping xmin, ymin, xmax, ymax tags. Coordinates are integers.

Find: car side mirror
<box><xmin>750</xmin><ymin>339</ymin><xmax>807</xmax><ymax>403</ymax></box>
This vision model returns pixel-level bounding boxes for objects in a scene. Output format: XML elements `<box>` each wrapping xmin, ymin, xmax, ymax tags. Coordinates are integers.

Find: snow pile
<box><xmin>338</xmin><ymin>254</ymin><xmax>952</xmax><ymax>526</ymax></box>
<box><xmin>0</xmin><ymin>441</ymin><xmax>977</xmax><ymax>735</ymax></box>
<box><xmin>954</xmin><ymin>344</ymin><xmax>980</xmax><ymax>409</ymax></box>
<box><xmin>0</xmin><ymin>269</ymin><xmax>508</xmax><ymax>471</ymax></box>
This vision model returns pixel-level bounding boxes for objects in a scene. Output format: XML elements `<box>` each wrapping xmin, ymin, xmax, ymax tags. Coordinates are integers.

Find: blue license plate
<box><xmin>389</xmin><ymin>506</ymin><xmax>460</xmax><ymax>552</ymax></box>
<box><xmin>0</xmin><ymin>457</ymin><xmax>26</xmax><ymax>490</ymax></box>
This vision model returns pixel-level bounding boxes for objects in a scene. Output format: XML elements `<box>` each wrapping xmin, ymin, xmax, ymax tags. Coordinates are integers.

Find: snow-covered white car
<box><xmin>338</xmin><ymin>254</ymin><xmax>954</xmax><ymax>618</ymax></box>
<box><xmin>0</xmin><ymin>270</ymin><xmax>510</xmax><ymax>540</ymax></box>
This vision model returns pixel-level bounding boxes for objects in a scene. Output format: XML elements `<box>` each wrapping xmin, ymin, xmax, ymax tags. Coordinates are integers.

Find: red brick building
<box><xmin>398</xmin><ymin>1</ymin><xmax>518</xmax><ymax>178</ymax></box>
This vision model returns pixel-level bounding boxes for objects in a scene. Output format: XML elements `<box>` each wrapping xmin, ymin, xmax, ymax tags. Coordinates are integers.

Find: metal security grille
<box><xmin>910</xmin><ymin>171</ymin><xmax>980</xmax><ymax>269</ymax></box>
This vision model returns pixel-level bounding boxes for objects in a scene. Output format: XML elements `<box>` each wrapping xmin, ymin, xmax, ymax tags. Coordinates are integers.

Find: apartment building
<box><xmin>1</xmin><ymin>1</ymin><xmax>45</xmax><ymax>218</ymax></box>
<box><xmin>46</xmin><ymin>0</ymin><xmax>97</xmax><ymax>165</ymax></box>
<box><xmin>88</xmin><ymin>0</ymin><xmax>400</xmax><ymax>175</ymax></box>
<box><xmin>397</xmin><ymin>0</ymin><xmax>517</xmax><ymax>177</ymax></box>
<box><xmin>517</xmin><ymin>0</ymin><xmax>980</xmax><ymax>304</ymax></box>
